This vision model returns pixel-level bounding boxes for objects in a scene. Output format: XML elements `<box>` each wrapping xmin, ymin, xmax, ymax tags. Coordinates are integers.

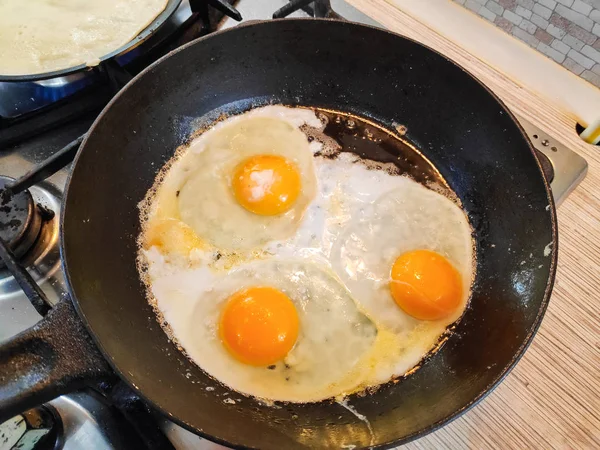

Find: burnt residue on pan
<box><xmin>309</xmin><ymin>109</ymin><xmax>442</xmax><ymax>188</ymax></box>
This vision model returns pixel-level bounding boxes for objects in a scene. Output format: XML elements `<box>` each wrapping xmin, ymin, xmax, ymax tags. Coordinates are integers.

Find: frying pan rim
<box><xmin>60</xmin><ymin>18</ymin><xmax>559</xmax><ymax>449</ymax></box>
<box><xmin>0</xmin><ymin>0</ymin><xmax>183</xmax><ymax>82</ymax></box>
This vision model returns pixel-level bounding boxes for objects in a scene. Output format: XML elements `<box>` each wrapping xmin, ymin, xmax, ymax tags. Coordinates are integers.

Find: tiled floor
<box><xmin>454</xmin><ymin>0</ymin><xmax>600</xmax><ymax>88</ymax></box>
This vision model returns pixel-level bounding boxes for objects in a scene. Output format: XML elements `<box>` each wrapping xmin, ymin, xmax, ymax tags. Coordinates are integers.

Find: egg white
<box><xmin>140</xmin><ymin>107</ymin><xmax>474</xmax><ymax>402</ymax></box>
<box><xmin>144</xmin><ymin>253</ymin><xmax>377</xmax><ymax>402</ymax></box>
<box><xmin>266</xmin><ymin>152</ymin><xmax>473</xmax><ymax>390</ymax></box>
<box><xmin>147</xmin><ymin>106</ymin><xmax>323</xmax><ymax>253</ymax></box>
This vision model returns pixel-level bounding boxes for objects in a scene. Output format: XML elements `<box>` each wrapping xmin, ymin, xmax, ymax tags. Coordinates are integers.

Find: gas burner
<box><xmin>0</xmin><ymin>176</ymin><xmax>43</xmax><ymax>262</ymax></box>
<box><xmin>0</xmin><ymin>177</ymin><xmax>61</xmax><ymax>303</ymax></box>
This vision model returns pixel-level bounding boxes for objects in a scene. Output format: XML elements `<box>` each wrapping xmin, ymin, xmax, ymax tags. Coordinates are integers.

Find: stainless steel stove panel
<box><xmin>516</xmin><ymin>115</ymin><xmax>588</xmax><ymax>206</ymax></box>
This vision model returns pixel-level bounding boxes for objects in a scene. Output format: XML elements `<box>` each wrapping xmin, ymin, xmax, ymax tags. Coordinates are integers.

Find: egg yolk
<box><xmin>389</xmin><ymin>250</ymin><xmax>462</xmax><ymax>321</ymax></box>
<box><xmin>232</xmin><ymin>155</ymin><xmax>301</xmax><ymax>216</ymax></box>
<box><xmin>143</xmin><ymin>218</ymin><xmax>203</xmax><ymax>255</ymax></box>
<box><xmin>219</xmin><ymin>286</ymin><xmax>299</xmax><ymax>366</ymax></box>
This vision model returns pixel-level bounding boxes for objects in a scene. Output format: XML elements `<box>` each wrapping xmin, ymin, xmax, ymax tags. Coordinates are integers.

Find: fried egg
<box><xmin>144</xmin><ymin>255</ymin><xmax>377</xmax><ymax>402</ymax></box>
<box><xmin>330</xmin><ymin>176</ymin><xmax>472</xmax><ymax>327</ymax></box>
<box><xmin>139</xmin><ymin>107</ymin><xmax>474</xmax><ymax>402</ymax></box>
<box><xmin>267</xmin><ymin>152</ymin><xmax>473</xmax><ymax>389</ymax></box>
<box><xmin>146</xmin><ymin>106</ymin><xmax>322</xmax><ymax>253</ymax></box>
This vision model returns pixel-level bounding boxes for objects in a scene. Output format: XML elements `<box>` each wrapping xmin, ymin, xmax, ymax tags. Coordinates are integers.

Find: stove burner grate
<box><xmin>273</xmin><ymin>0</ymin><xmax>339</xmax><ymax>18</ymax></box>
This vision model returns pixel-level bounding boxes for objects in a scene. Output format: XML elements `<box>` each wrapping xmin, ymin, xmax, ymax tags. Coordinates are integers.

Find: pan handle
<box><xmin>0</xmin><ymin>299</ymin><xmax>114</xmax><ymax>423</ymax></box>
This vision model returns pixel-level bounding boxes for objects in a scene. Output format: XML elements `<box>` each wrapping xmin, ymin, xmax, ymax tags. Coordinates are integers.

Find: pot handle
<box><xmin>0</xmin><ymin>299</ymin><xmax>113</xmax><ymax>423</ymax></box>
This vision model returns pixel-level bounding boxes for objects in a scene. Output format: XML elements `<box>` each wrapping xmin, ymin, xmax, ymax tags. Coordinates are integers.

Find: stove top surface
<box><xmin>0</xmin><ymin>1</ymin><xmax>587</xmax><ymax>449</ymax></box>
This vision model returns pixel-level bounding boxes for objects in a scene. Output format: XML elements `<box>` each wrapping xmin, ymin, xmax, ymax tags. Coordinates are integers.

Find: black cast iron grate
<box><xmin>273</xmin><ymin>0</ymin><xmax>340</xmax><ymax>18</ymax></box>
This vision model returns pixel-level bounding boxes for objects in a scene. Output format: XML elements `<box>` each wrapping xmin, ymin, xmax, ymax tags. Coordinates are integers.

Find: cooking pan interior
<box><xmin>62</xmin><ymin>19</ymin><xmax>556</xmax><ymax>449</ymax></box>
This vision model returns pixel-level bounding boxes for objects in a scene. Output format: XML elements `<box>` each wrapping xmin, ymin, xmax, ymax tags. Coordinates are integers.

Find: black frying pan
<box><xmin>0</xmin><ymin>19</ymin><xmax>557</xmax><ymax>449</ymax></box>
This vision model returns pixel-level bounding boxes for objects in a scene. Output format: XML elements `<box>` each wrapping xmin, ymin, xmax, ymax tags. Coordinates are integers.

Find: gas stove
<box><xmin>0</xmin><ymin>1</ymin><xmax>587</xmax><ymax>449</ymax></box>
